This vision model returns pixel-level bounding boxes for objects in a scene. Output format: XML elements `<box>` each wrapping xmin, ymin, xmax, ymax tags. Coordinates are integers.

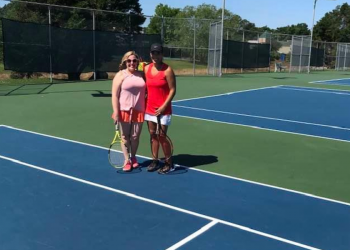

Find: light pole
<box><xmin>307</xmin><ymin>0</ymin><xmax>317</xmax><ymax>74</ymax></box>
<box><xmin>308</xmin><ymin>0</ymin><xmax>336</xmax><ymax>73</ymax></box>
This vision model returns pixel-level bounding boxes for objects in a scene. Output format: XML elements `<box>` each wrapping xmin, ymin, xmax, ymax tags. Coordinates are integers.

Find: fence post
<box><xmin>92</xmin><ymin>10</ymin><xmax>96</xmax><ymax>80</ymax></box>
<box><xmin>268</xmin><ymin>32</ymin><xmax>272</xmax><ymax>73</ymax></box>
<box><xmin>289</xmin><ymin>35</ymin><xmax>294</xmax><ymax>73</ymax></box>
<box><xmin>225</xmin><ymin>29</ymin><xmax>228</xmax><ymax>73</ymax></box>
<box><xmin>48</xmin><ymin>6</ymin><xmax>53</xmax><ymax>83</ymax></box>
<box><xmin>323</xmin><ymin>42</ymin><xmax>325</xmax><ymax>71</ymax></box>
<box><xmin>241</xmin><ymin>30</ymin><xmax>244</xmax><ymax>73</ymax></box>
<box><xmin>299</xmin><ymin>36</ymin><xmax>304</xmax><ymax>73</ymax></box>
<box><xmin>256</xmin><ymin>33</ymin><xmax>259</xmax><ymax>72</ymax></box>
<box><xmin>193</xmin><ymin>17</ymin><xmax>196</xmax><ymax>76</ymax></box>
<box><xmin>213</xmin><ymin>23</ymin><xmax>217</xmax><ymax>76</ymax></box>
<box><xmin>161</xmin><ymin>16</ymin><xmax>164</xmax><ymax>44</ymax></box>
<box><xmin>343</xmin><ymin>44</ymin><xmax>348</xmax><ymax>70</ymax></box>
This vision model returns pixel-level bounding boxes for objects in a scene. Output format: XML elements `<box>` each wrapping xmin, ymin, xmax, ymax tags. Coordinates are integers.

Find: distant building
<box><xmin>258</xmin><ymin>31</ymin><xmax>271</xmax><ymax>43</ymax></box>
<box><xmin>278</xmin><ymin>41</ymin><xmax>292</xmax><ymax>54</ymax></box>
<box><xmin>247</xmin><ymin>31</ymin><xmax>292</xmax><ymax>55</ymax></box>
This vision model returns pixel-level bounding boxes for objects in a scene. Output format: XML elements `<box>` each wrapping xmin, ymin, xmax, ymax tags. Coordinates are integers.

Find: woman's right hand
<box><xmin>111</xmin><ymin>111</ymin><xmax>119</xmax><ymax>123</ymax></box>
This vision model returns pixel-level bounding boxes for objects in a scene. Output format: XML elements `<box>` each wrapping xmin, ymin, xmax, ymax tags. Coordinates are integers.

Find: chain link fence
<box><xmin>0</xmin><ymin>0</ymin><xmax>349</xmax><ymax>83</ymax></box>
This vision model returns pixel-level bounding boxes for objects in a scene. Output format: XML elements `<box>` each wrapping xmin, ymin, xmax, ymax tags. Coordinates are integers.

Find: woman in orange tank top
<box><xmin>144</xmin><ymin>43</ymin><xmax>177</xmax><ymax>174</ymax></box>
<box><xmin>111</xmin><ymin>51</ymin><xmax>146</xmax><ymax>172</ymax></box>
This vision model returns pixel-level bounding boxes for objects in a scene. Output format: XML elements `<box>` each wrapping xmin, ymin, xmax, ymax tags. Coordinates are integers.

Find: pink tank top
<box><xmin>119</xmin><ymin>70</ymin><xmax>146</xmax><ymax>112</ymax></box>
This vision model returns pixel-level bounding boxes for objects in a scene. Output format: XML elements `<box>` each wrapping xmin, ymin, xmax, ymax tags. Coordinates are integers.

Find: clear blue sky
<box><xmin>0</xmin><ymin>0</ymin><xmax>347</xmax><ymax>29</ymax></box>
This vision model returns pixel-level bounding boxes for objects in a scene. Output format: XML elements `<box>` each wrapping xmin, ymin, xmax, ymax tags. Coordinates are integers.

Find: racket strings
<box><xmin>109</xmin><ymin>142</ymin><xmax>125</xmax><ymax>168</ymax></box>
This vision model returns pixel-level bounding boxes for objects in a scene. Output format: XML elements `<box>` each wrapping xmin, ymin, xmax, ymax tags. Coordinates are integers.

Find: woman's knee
<box><xmin>121</xmin><ymin>135</ymin><xmax>130</xmax><ymax>143</ymax></box>
<box><xmin>130</xmin><ymin>134</ymin><xmax>140</xmax><ymax>142</ymax></box>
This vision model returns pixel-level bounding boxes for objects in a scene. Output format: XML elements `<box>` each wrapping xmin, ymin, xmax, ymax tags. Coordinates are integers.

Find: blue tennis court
<box><xmin>1</xmin><ymin>125</ymin><xmax>350</xmax><ymax>250</ymax></box>
<box><xmin>173</xmin><ymin>85</ymin><xmax>350</xmax><ymax>143</ymax></box>
<box><xmin>310</xmin><ymin>78</ymin><xmax>350</xmax><ymax>86</ymax></box>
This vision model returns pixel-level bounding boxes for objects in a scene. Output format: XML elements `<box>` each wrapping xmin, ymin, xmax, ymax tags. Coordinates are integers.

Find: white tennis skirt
<box><xmin>144</xmin><ymin>114</ymin><xmax>172</xmax><ymax>125</ymax></box>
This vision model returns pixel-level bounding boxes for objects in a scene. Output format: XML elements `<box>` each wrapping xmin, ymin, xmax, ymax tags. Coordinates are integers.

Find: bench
<box><xmin>275</xmin><ymin>62</ymin><xmax>287</xmax><ymax>72</ymax></box>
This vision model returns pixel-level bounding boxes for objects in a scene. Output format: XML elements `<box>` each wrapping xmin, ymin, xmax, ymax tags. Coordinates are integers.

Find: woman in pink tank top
<box><xmin>111</xmin><ymin>51</ymin><xmax>146</xmax><ymax>172</ymax></box>
<box><xmin>144</xmin><ymin>43</ymin><xmax>177</xmax><ymax>174</ymax></box>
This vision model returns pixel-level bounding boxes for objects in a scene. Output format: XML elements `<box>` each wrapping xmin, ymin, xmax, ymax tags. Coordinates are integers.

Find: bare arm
<box><xmin>111</xmin><ymin>72</ymin><xmax>124</xmax><ymax>122</ymax></box>
<box><xmin>155</xmin><ymin>66</ymin><xmax>176</xmax><ymax>116</ymax></box>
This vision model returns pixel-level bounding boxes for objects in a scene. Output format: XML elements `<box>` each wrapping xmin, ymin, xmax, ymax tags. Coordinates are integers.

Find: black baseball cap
<box><xmin>150</xmin><ymin>43</ymin><xmax>163</xmax><ymax>53</ymax></box>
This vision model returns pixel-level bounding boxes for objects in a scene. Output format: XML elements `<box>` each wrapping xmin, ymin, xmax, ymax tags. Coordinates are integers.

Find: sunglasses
<box><xmin>126</xmin><ymin>59</ymin><xmax>138</xmax><ymax>64</ymax></box>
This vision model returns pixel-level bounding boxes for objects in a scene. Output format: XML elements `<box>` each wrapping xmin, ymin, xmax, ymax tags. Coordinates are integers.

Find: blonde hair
<box><xmin>119</xmin><ymin>51</ymin><xmax>140</xmax><ymax>71</ymax></box>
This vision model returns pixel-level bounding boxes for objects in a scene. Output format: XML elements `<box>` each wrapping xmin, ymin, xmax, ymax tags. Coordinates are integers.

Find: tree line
<box><xmin>1</xmin><ymin>1</ymin><xmax>349</xmax><ymax>41</ymax></box>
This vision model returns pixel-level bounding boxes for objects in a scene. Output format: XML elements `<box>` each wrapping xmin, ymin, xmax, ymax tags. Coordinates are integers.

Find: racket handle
<box><xmin>114</xmin><ymin>121</ymin><xmax>119</xmax><ymax>130</ymax></box>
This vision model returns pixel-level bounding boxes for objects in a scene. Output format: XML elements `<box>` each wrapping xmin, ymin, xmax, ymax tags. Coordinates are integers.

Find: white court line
<box><xmin>0</xmin><ymin>154</ymin><xmax>324</xmax><ymax>250</ymax></box>
<box><xmin>283</xmin><ymin>85</ymin><xmax>350</xmax><ymax>93</ymax></box>
<box><xmin>173</xmin><ymin>112</ymin><xmax>350</xmax><ymax>145</ymax></box>
<box><xmin>310</xmin><ymin>81</ymin><xmax>350</xmax><ymax>87</ymax></box>
<box><xmin>278</xmin><ymin>87</ymin><xmax>350</xmax><ymax>96</ymax></box>
<box><xmin>174</xmin><ymin>112</ymin><xmax>350</xmax><ymax>147</ymax></box>
<box><xmin>166</xmin><ymin>221</ymin><xmax>218</xmax><ymax>250</ymax></box>
<box><xmin>173</xmin><ymin>86</ymin><xmax>281</xmax><ymax>103</ymax></box>
<box><xmin>173</xmin><ymin>105</ymin><xmax>350</xmax><ymax>131</ymax></box>
<box><xmin>309</xmin><ymin>78</ymin><xmax>350</xmax><ymax>83</ymax></box>
<box><xmin>2</xmin><ymin>125</ymin><xmax>350</xmax><ymax>207</ymax></box>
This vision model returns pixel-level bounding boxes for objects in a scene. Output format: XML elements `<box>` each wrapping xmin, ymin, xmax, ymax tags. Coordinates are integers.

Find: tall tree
<box><xmin>275</xmin><ymin>23</ymin><xmax>310</xmax><ymax>36</ymax></box>
<box><xmin>145</xmin><ymin>4</ymin><xmax>180</xmax><ymax>43</ymax></box>
<box><xmin>313</xmin><ymin>3</ymin><xmax>350</xmax><ymax>42</ymax></box>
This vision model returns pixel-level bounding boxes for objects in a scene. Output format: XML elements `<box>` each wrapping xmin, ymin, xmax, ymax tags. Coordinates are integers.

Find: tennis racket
<box><xmin>151</xmin><ymin>115</ymin><xmax>173</xmax><ymax>161</ymax></box>
<box><xmin>108</xmin><ymin>122</ymin><xmax>124</xmax><ymax>169</ymax></box>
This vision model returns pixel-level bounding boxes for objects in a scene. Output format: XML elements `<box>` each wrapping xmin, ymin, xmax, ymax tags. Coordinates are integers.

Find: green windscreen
<box><xmin>2</xmin><ymin>18</ymin><xmax>161</xmax><ymax>73</ymax></box>
<box><xmin>222</xmin><ymin>40</ymin><xmax>270</xmax><ymax>69</ymax></box>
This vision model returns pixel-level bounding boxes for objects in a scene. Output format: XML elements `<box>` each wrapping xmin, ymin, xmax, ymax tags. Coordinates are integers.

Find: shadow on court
<box><xmin>139</xmin><ymin>155</ymin><xmax>218</xmax><ymax>175</ymax></box>
<box><xmin>0</xmin><ymin>83</ymin><xmax>53</xmax><ymax>96</ymax></box>
<box><xmin>91</xmin><ymin>90</ymin><xmax>111</xmax><ymax>97</ymax></box>
<box><xmin>172</xmin><ymin>154</ymin><xmax>218</xmax><ymax>168</ymax></box>
<box><xmin>271</xmin><ymin>77</ymin><xmax>297</xmax><ymax>80</ymax></box>
<box><xmin>116</xmin><ymin>168</ymin><xmax>143</xmax><ymax>174</ymax></box>
<box><xmin>139</xmin><ymin>160</ymin><xmax>188</xmax><ymax>175</ymax></box>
